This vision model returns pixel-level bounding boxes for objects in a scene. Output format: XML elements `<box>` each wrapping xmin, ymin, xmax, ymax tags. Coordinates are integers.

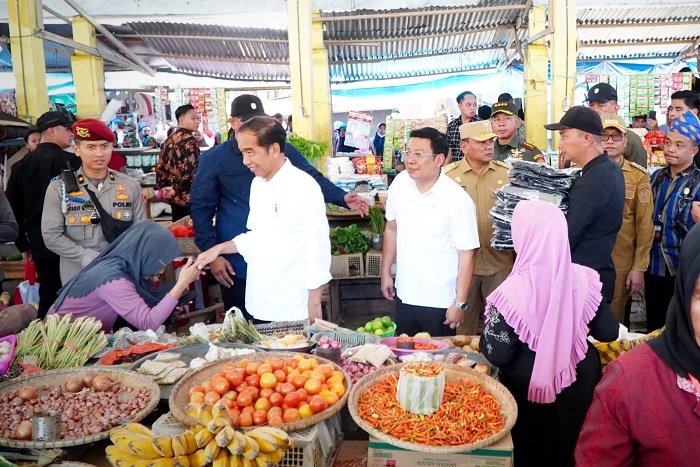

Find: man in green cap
<box><xmin>490</xmin><ymin>101</ymin><xmax>545</xmax><ymax>163</ymax></box>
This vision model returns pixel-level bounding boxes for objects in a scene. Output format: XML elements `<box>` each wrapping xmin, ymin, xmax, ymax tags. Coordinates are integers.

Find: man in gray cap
<box><xmin>6</xmin><ymin>111</ymin><xmax>81</xmax><ymax>317</ymax></box>
<box><xmin>586</xmin><ymin>83</ymin><xmax>648</xmax><ymax>168</ymax></box>
<box><xmin>545</xmin><ymin>106</ymin><xmax>625</xmax><ymax>303</ymax></box>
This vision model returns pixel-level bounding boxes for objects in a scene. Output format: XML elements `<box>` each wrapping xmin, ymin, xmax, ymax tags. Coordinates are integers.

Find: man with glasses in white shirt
<box><xmin>381</xmin><ymin>127</ymin><xmax>479</xmax><ymax>336</ymax></box>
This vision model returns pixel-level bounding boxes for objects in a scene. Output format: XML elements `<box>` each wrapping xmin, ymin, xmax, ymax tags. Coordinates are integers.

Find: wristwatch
<box><xmin>453</xmin><ymin>301</ymin><xmax>468</xmax><ymax>311</ymax></box>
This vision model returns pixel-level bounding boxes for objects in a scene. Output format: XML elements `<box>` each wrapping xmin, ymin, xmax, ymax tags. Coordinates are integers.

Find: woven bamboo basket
<box><xmin>594</xmin><ymin>328</ymin><xmax>663</xmax><ymax>368</ymax></box>
<box><xmin>347</xmin><ymin>362</ymin><xmax>517</xmax><ymax>454</ymax></box>
<box><xmin>169</xmin><ymin>351</ymin><xmax>352</xmax><ymax>432</ymax></box>
<box><xmin>0</xmin><ymin>367</ymin><xmax>160</xmax><ymax>449</ymax></box>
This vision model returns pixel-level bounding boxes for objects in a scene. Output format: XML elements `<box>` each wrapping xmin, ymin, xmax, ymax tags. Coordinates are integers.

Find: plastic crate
<box><xmin>310</xmin><ymin>330</ymin><xmax>379</xmax><ymax>350</ymax></box>
<box><xmin>330</xmin><ymin>253</ymin><xmax>364</xmax><ymax>278</ymax></box>
<box><xmin>365</xmin><ymin>252</ymin><xmax>382</xmax><ymax>277</ymax></box>
<box><xmin>282</xmin><ymin>414</ymin><xmax>342</xmax><ymax>467</ymax></box>
<box><xmin>255</xmin><ymin>319</ymin><xmax>309</xmax><ymax>337</ymax></box>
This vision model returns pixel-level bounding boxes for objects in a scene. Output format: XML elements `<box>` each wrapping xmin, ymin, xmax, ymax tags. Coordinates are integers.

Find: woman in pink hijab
<box><xmin>480</xmin><ymin>200</ymin><xmax>617</xmax><ymax>467</ymax></box>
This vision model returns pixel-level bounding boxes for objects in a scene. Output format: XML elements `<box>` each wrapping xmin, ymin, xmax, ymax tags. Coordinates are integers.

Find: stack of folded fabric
<box><xmin>490</xmin><ymin>160</ymin><xmax>576</xmax><ymax>250</ymax></box>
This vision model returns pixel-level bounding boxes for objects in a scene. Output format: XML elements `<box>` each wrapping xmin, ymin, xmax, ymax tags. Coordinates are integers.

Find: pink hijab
<box><xmin>486</xmin><ymin>200</ymin><xmax>602</xmax><ymax>403</ymax></box>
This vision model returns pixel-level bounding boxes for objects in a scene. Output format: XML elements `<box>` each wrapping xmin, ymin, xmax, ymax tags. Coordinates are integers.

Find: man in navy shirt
<box><xmin>190</xmin><ymin>95</ymin><xmax>368</xmax><ymax>317</ymax></box>
<box><xmin>545</xmin><ymin>106</ymin><xmax>625</xmax><ymax>303</ymax></box>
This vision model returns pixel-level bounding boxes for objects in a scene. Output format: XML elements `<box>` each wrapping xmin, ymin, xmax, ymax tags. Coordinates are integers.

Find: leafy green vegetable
<box><xmin>330</xmin><ymin>224</ymin><xmax>370</xmax><ymax>255</ymax></box>
<box><xmin>368</xmin><ymin>205</ymin><xmax>385</xmax><ymax>234</ymax></box>
<box><xmin>287</xmin><ymin>133</ymin><xmax>330</xmax><ymax>163</ymax></box>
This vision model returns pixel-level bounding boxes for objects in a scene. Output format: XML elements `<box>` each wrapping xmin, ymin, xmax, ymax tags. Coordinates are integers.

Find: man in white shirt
<box><xmin>381</xmin><ymin>127</ymin><xmax>479</xmax><ymax>336</ymax></box>
<box><xmin>194</xmin><ymin>117</ymin><xmax>331</xmax><ymax>323</ymax></box>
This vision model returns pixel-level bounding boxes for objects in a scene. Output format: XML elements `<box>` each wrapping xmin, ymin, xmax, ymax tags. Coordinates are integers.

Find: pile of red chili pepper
<box><xmin>358</xmin><ymin>374</ymin><xmax>505</xmax><ymax>446</ymax></box>
<box><xmin>402</xmin><ymin>363</ymin><xmax>443</xmax><ymax>377</ymax></box>
<box><xmin>392</xmin><ymin>337</ymin><xmax>441</xmax><ymax>351</ymax></box>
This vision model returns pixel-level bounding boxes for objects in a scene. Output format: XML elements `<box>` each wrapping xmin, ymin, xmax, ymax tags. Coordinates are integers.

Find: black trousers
<box><xmin>644</xmin><ymin>272</ymin><xmax>676</xmax><ymax>332</ymax></box>
<box><xmin>33</xmin><ymin>255</ymin><xmax>62</xmax><ymax>319</ymax></box>
<box><xmin>171</xmin><ymin>204</ymin><xmax>190</xmax><ymax>222</ymax></box>
<box><xmin>220</xmin><ymin>277</ymin><xmax>253</xmax><ymax>322</ymax></box>
<box><xmin>395</xmin><ymin>297</ymin><xmax>455</xmax><ymax>337</ymax></box>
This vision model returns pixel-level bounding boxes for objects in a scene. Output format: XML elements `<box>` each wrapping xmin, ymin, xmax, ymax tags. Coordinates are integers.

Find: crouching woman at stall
<box><xmin>49</xmin><ymin>220</ymin><xmax>202</xmax><ymax>331</ymax></box>
<box><xmin>575</xmin><ymin>223</ymin><xmax>700</xmax><ymax>466</ymax></box>
<box><xmin>479</xmin><ymin>200</ymin><xmax>618</xmax><ymax>467</ymax></box>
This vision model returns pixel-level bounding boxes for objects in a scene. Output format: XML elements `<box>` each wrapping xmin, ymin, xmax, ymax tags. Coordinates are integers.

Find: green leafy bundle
<box><xmin>330</xmin><ymin>225</ymin><xmax>370</xmax><ymax>255</ymax></box>
<box><xmin>287</xmin><ymin>133</ymin><xmax>330</xmax><ymax>163</ymax></box>
<box><xmin>368</xmin><ymin>205</ymin><xmax>386</xmax><ymax>235</ymax></box>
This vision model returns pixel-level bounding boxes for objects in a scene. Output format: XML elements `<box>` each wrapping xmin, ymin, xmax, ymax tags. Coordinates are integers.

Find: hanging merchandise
<box><xmin>345</xmin><ymin>111</ymin><xmax>373</xmax><ymax>152</ymax></box>
<box><xmin>383</xmin><ymin>116</ymin><xmax>448</xmax><ymax>171</ymax></box>
<box><xmin>490</xmin><ymin>161</ymin><xmax>574</xmax><ymax>250</ymax></box>
<box><xmin>0</xmin><ymin>92</ymin><xmax>18</xmax><ymax>117</ymax></box>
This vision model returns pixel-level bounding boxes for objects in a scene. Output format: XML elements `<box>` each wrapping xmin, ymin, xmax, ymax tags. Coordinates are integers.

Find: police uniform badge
<box><xmin>115</xmin><ymin>192</ymin><xmax>129</xmax><ymax>201</ymax></box>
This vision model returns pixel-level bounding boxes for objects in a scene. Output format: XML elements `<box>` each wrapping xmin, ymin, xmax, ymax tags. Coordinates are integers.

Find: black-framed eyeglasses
<box><xmin>602</xmin><ymin>134</ymin><xmax>625</xmax><ymax>142</ymax></box>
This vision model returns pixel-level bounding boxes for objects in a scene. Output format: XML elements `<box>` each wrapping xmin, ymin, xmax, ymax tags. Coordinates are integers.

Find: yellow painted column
<box><xmin>71</xmin><ymin>16</ymin><xmax>106</xmax><ymax>118</ymax></box>
<box><xmin>523</xmin><ymin>4</ymin><xmax>548</xmax><ymax>149</ymax></box>
<box><xmin>287</xmin><ymin>0</ymin><xmax>332</xmax><ymax>166</ymax></box>
<box><xmin>548</xmin><ymin>0</ymin><xmax>577</xmax><ymax>150</ymax></box>
<box><xmin>8</xmin><ymin>0</ymin><xmax>49</xmax><ymax>121</ymax></box>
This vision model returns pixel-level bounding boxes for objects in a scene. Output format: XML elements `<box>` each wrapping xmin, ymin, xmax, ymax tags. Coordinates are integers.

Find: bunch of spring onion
<box><xmin>13</xmin><ymin>314</ymin><xmax>107</xmax><ymax>369</ymax></box>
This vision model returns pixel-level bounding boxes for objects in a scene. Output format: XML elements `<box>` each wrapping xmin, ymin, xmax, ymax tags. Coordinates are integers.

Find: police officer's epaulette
<box><xmin>520</xmin><ymin>141</ymin><xmax>539</xmax><ymax>151</ymax></box>
<box><xmin>442</xmin><ymin>161</ymin><xmax>459</xmax><ymax>172</ymax></box>
<box><xmin>628</xmin><ymin>161</ymin><xmax>647</xmax><ymax>172</ymax></box>
<box><xmin>494</xmin><ymin>160</ymin><xmax>511</xmax><ymax>169</ymax></box>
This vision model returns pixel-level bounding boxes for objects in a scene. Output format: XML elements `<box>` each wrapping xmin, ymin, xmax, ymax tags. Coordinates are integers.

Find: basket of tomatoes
<box><xmin>168</xmin><ymin>352</ymin><xmax>351</xmax><ymax>432</ymax></box>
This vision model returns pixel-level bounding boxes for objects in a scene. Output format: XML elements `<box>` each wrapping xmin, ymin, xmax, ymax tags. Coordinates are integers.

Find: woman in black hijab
<box><xmin>575</xmin><ymin>223</ymin><xmax>700</xmax><ymax>465</ymax></box>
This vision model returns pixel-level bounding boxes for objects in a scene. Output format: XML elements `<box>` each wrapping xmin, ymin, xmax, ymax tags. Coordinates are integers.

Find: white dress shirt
<box><xmin>234</xmin><ymin>159</ymin><xmax>332</xmax><ymax>321</ymax></box>
<box><xmin>385</xmin><ymin>170</ymin><xmax>479</xmax><ymax>308</ymax></box>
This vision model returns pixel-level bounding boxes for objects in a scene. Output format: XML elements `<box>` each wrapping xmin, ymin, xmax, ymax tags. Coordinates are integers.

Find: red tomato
<box><xmin>238</xmin><ymin>412</ymin><xmax>253</xmax><ymax>427</ymax></box>
<box><xmin>245</xmin><ymin>386</ymin><xmax>259</xmax><ymax>400</ymax></box>
<box><xmin>260</xmin><ymin>388</ymin><xmax>274</xmax><ymax>399</ymax></box>
<box><xmin>296</xmin><ymin>388</ymin><xmax>309</xmax><ymax>402</ymax></box>
<box><xmin>246</xmin><ymin>374</ymin><xmax>261</xmax><ymax>388</ymax></box>
<box><xmin>225</xmin><ymin>369</ymin><xmax>245</xmax><ymax>386</ymax></box>
<box><xmin>222</xmin><ymin>363</ymin><xmax>237</xmax><ymax>374</ymax></box>
<box><xmin>245</xmin><ymin>362</ymin><xmax>260</xmax><ymax>376</ymax></box>
<box><xmin>279</xmin><ymin>383</ymin><xmax>296</xmax><ymax>396</ymax></box>
<box><xmin>188</xmin><ymin>385</ymin><xmax>204</xmax><ymax>396</ymax></box>
<box><xmin>269</xmin><ymin>359</ymin><xmax>285</xmax><ymax>372</ymax></box>
<box><xmin>236</xmin><ymin>391</ymin><xmax>253</xmax><ymax>408</ymax></box>
<box><xmin>268</xmin><ymin>406</ymin><xmax>283</xmax><ymax>419</ymax></box>
<box><xmin>308</xmin><ymin>395</ymin><xmax>328</xmax><ymax>414</ymax></box>
<box><xmin>274</xmin><ymin>370</ymin><xmax>287</xmax><ymax>383</ymax></box>
<box><xmin>254</xmin><ymin>397</ymin><xmax>271</xmax><ymax>412</ymax></box>
<box><xmin>241</xmin><ymin>406</ymin><xmax>255</xmax><ymax>415</ymax></box>
<box><xmin>204</xmin><ymin>391</ymin><xmax>221</xmax><ymax>405</ymax></box>
<box><xmin>283</xmin><ymin>408</ymin><xmax>300</xmax><ymax>423</ymax></box>
<box><xmin>259</xmin><ymin>373</ymin><xmax>277</xmax><ymax>389</ymax></box>
<box><xmin>211</xmin><ymin>376</ymin><xmax>231</xmax><ymax>395</ymax></box>
<box><xmin>268</xmin><ymin>415</ymin><xmax>284</xmax><ymax>426</ymax></box>
<box><xmin>283</xmin><ymin>392</ymin><xmax>301</xmax><ymax>408</ymax></box>
<box><xmin>269</xmin><ymin>393</ymin><xmax>284</xmax><ymax>407</ymax></box>
<box><xmin>256</xmin><ymin>363</ymin><xmax>273</xmax><ymax>375</ymax></box>
<box><xmin>252</xmin><ymin>409</ymin><xmax>267</xmax><ymax>425</ymax></box>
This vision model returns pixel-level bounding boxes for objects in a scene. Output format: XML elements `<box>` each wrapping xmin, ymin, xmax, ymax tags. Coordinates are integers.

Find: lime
<box><xmin>372</xmin><ymin>318</ymin><xmax>383</xmax><ymax>328</ymax></box>
<box><xmin>381</xmin><ymin>316</ymin><xmax>392</xmax><ymax>327</ymax></box>
<box><xmin>374</xmin><ymin>329</ymin><xmax>385</xmax><ymax>335</ymax></box>
<box><xmin>364</xmin><ymin>324</ymin><xmax>374</xmax><ymax>333</ymax></box>
<box><xmin>357</xmin><ymin>327</ymin><xmax>365</xmax><ymax>333</ymax></box>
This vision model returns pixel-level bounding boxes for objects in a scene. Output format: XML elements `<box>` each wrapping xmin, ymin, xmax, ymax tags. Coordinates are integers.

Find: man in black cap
<box><xmin>545</xmin><ymin>106</ymin><xmax>625</xmax><ymax>303</ymax></box>
<box><xmin>6</xmin><ymin>111</ymin><xmax>81</xmax><ymax>317</ymax></box>
<box><xmin>586</xmin><ymin>83</ymin><xmax>648</xmax><ymax>168</ymax></box>
<box><xmin>190</xmin><ymin>94</ymin><xmax>369</xmax><ymax>318</ymax></box>
<box><xmin>155</xmin><ymin>104</ymin><xmax>201</xmax><ymax>221</ymax></box>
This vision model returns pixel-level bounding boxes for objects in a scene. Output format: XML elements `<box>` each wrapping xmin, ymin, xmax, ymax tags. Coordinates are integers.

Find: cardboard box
<box><xmin>367</xmin><ymin>433</ymin><xmax>513</xmax><ymax>467</ymax></box>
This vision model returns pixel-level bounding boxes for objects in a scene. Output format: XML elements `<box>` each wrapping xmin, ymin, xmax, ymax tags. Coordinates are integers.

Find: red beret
<box><xmin>72</xmin><ymin>119</ymin><xmax>115</xmax><ymax>143</ymax></box>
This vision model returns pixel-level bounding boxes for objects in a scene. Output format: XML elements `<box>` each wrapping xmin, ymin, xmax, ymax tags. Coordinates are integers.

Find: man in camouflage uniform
<box><xmin>444</xmin><ymin>120</ymin><xmax>513</xmax><ymax>334</ymax></box>
<box><xmin>490</xmin><ymin>101</ymin><xmax>545</xmax><ymax>163</ymax></box>
<box><xmin>601</xmin><ymin>115</ymin><xmax>654</xmax><ymax>324</ymax></box>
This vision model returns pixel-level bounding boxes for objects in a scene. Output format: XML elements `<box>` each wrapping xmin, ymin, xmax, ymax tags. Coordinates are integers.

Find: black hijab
<box><xmin>649</xmin><ymin>223</ymin><xmax>700</xmax><ymax>378</ymax></box>
<box><xmin>53</xmin><ymin>220</ymin><xmax>179</xmax><ymax>309</ymax></box>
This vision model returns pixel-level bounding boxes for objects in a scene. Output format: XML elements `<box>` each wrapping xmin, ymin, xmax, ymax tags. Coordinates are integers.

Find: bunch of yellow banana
<box><xmin>106</xmin><ymin>403</ymin><xmax>293</xmax><ymax>467</ymax></box>
<box><xmin>106</xmin><ymin>422</ymin><xmax>196</xmax><ymax>467</ymax></box>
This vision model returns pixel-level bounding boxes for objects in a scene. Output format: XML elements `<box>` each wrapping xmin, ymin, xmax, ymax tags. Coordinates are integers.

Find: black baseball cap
<box><xmin>490</xmin><ymin>101</ymin><xmax>518</xmax><ymax>117</ymax></box>
<box><xmin>230</xmin><ymin>94</ymin><xmax>267</xmax><ymax>121</ymax></box>
<box><xmin>544</xmin><ymin>106</ymin><xmax>603</xmax><ymax>136</ymax></box>
<box><xmin>586</xmin><ymin>83</ymin><xmax>618</xmax><ymax>103</ymax></box>
<box><xmin>36</xmin><ymin>111</ymin><xmax>72</xmax><ymax>132</ymax></box>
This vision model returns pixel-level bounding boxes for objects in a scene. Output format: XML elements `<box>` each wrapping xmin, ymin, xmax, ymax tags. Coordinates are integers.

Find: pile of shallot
<box><xmin>316</xmin><ymin>336</ymin><xmax>342</xmax><ymax>351</ymax></box>
<box><xmin>339</xmin><ymin>356</ymin><xmax>376</xmax><ymax>384</ymax></box>
<box><xmin>0</xmin><ymin>374</ymin><xmax>150</xmax><ymax>440</ymax></box>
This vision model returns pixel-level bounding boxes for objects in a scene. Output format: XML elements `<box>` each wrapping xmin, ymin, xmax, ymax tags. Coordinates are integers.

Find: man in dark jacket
<box><xmin>545</xmin><ymin>106</ymin><xmax>625</xmax><ymax>303</ymax></box>
<box><xmin>190</xmin><ymin>95</ymin><xmax>368</xmax><ymax>318</ymax></box>
<box><xmin>6</xmin><ymin>111</ymin><xmax>81</xmax><ymax>317</ymax></box>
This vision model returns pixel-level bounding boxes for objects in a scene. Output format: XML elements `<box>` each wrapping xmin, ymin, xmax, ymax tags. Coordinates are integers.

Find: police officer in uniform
<box><xmin>601</xmin><ymin>115</ymin><xmax>654</xmax><ymax>324</ymax></box>
<box><xmin>42</xmin><ymin>119</ymin><xmax>145</xmax><ymax>283</ymax></box>
<box><xmin>490</xmin><ymin>101</ymin><xmax>545</xmax><ymax>163</ymax></box>
<box><xmin>443</xmin><ymin>120</ymin><xmax>514</xmax><ymax>334</ymax></box>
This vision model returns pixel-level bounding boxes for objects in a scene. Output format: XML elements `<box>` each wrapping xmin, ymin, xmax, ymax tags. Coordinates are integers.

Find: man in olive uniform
<box><xmin>601</xmin><ymin>115</ymin><xmax>654</xmax><ymax>324</ymax></box>
<box><xmin>42</xmin><ymin>119</ymin><xmax>145</xmax><ymax>283</ymax></box>
<box><xmin>490</xmin><ymin>101</ymin><xmax>545</xmax><ymax>163</ymax></box>
<box><xmin>444</xmin><ymin>120</ymin><xmax>513</xmax><ymax>334</ymax></box>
